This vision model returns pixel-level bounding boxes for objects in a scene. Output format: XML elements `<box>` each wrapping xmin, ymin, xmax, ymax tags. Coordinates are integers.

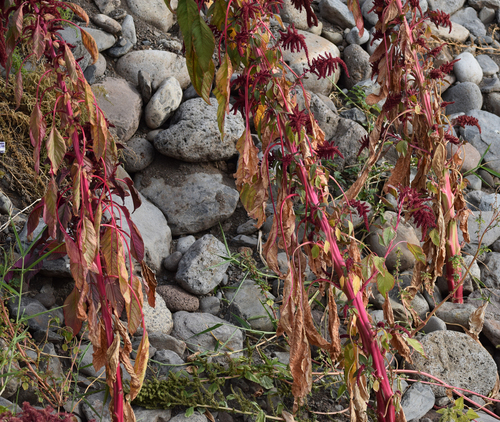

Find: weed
<box><xmin>437</xmin><ymin>397</ymin><xmax>478</xmax><ymax>422</ymax></box>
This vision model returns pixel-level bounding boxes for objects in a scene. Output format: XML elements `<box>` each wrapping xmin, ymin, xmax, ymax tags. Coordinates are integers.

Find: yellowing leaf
<box><xmin>47</xmin><ymin>126</ymin><xmax>66</xmax><ymax>172</ymax></box>
<box><xmin>129</xmin><ymin>331</ymin><xmax>149</xmax><ymax>401</ymax></box>
<box><xmin>311</xmin><ymin>244</ymin><xmax>320</xmax><ymax>259</ymax></box>
<box><xmin>324</xmin><ymin>240</ymin><xmax>330</xmax><ymax>254</ymax></box>
<box><xmin>352</xmin><ymin>275</ymin><xmax>362</xmax><ymax>296</ymax></box>
<box><xmin>407</xmin><ymin>243</ymin><xmax>426</xmax><ymax>264</ymax></box>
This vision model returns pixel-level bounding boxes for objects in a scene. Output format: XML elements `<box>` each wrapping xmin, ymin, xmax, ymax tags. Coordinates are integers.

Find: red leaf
<box><xmin>33</xmin><ymin>23</ymin><xmax>45</xmax><ymax>61</ymax></box>
<box><xmin>64</xmin><ymin>44</ymin><xmax>78</xmax><ymax>84</ymax></box>
<box><xmin>141</xmin><ymin>261</ymin><xmax>156</xmax><ymax>307</ymax></box>
<box><xmin>43</xmin><ymin>177</ymin><xmax>58</xmax><ymax>239</ymax></box>
<box><xmin>12</xmin><ymin>7</ymin><xmax>23</xmax><ymax>39</ymax></box>
<box><xmin>347</xmin><ymin>0</ymin><xmax>364</xmax><ymax>37</ymax></box>
<box><xmin>80</xmin><ymin>28</ymin><xmax>99</xmax><ymax>64</ymax></box>
<box><xmin>27</xmin><ymin>202</ymin><xmax>43</xmax><ymax>236</ymax></box>
<box><xmin>63</xmin><ymin>287</ymin><xmax>84</xmax><ymax>336</ymax></box>
<box><xmin>124</xmin><ymin>178</ymin><xmax>142</xmax><ymax>211</ymax></box>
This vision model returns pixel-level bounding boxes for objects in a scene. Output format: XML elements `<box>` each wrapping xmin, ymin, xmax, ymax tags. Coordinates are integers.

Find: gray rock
<box><xmin>460</xmin><ymin>110</ymin><xmax>500</xmax><ymax>175</ymax></box>
<box><xmin>40</xmin><ymin>256</ymin><xmax>71</xmax><ymax>278</ymax></box>
<box><xmin>345</xmin><ymin>27</ymin><xmax>369</xmax><ymax>45</ymax></box>
<box><xmin>94</xmin><ymin>0</ymin><xmax>121</xmax><ymax>14</ymax></box>
<box><xmin>147</xmin><ymin>129</ymin><xmax>161</xmax><ymax>142</ymax></box>
<box><xmin>319</xmin><ymin>0</ymin><xmax>355</xmax><ymax>28</ymax></box>
<box><xmin>231</xmin><ymin>235</ymin><xmax>258</xmax><ymax>248</ymax></box>
<box><xmin>145</xmin><ymin>77</ymin><xmax>183</xmax><ymax>129</ymax></box>
<box><xmin>199</xmin><ymin>296</ymin><xmax>221</xmax><ymax>315</ymax></box>
<box><xmin>171</xmin><ymin>311</ymin><xmax>244</xmax><ymax>356</ymax></box>
<box><xmin>85</xmin><ymin>27</ymin><xmax>116</xmax><ymax>52</ymax></box>
<box><xmin>361</xmin><ymin>0</ymin><xmax>378</xmax><ymax>26</ymax></box>
<box><xmin>117</xmin><ymin>50</ymin><xmax>190</xmax><ymax>90</ymax></box>
<box><xmin>469</xmin><ymin>0</ymin><xmax>500</xmax><ymax>9</ymax></box>
<box><xmin>478</xmin><ymin>193</ymin><xmax>500</xmax><ymax>211</ymax></box>
<box><xmin>0</xmin><ymin>397</ymin><xmax>21</xmax><ymax>414</ymax></box>
<box><xmin>58</xmin><ymin>27</ymin><xmax>92</xmax><ymax>72</ymax></box>
<box><xmin>427</xmin><ymin>0</ymin><xmax>465</xmax><ymax>14</ymax></box>
<box><xmin>407</xmin><ymin>330</ymin><xmax>497</xmax><ymax>397</ymax></box>
<box><xmin>401</xmin><ymin>382</ymin><xmax>435</xmax><ymax>421</ymax></box>
<box><xmin>163</xmin><ymin>251</ymin><xmax>183</xmax><ymax>272</ymax></box>
<box><xmin>477</xmin><ymin>54</ymin><xmax>499</xmax><ymax>76</ymax></box>
<box><xmin>460</xmin><ymin>210</ymin><xmax>500</xmax><ymax>254</ymax></box>
<box><xmin>143</xmin><ymin>292</ymin><xmax>173</xmax><ymax>336</ymax></box>
<box><xmin>430</xmin><ymin>22</ymin><xmax>470</xmax><ymax>43</ymax></box>
<box><xmin>107</xmin><ymin>38</ymin><xmax>134</xmax><ymax>58</ymax></box>
<box><xmin>367</xmin><ymin>211</ymin><xmax>421</xmax><ymax>272</ymax></box>
<box><xmin>84</xmin><ymin>53</ymin><xmax>107</xmax><ymax>84</ymax></box>
<box><xmin>280</xmin><ymin>0</ymin><xmax>315</xmax><ymax>30</ymax></box>
<box><xmin>123</xmin><ymin>137</ymin><xmax>155</xmax><ymax>172</ymax></box>
<box><xmin>148</xmin><ymin>333</ymin><xmax>186</xmax><ymax>356</ymax></box>
<box><xmin>332</xmin><ymin>117</ymin><xmax>368</xmax><ymax>169</ymax></box>
<box><xmin>484</xmin><ymin>92</ymin><xmax>500</xmax><ymax>116</ymax></box>
<box><xmin>169</xmin><ymin>412</ymin><xmax>207</xmax><ymax>422</ymax></box>
<box><xmin>133</xmin><ymin>407</ymin><xmax>172</xmax><ymax>422</ymax></box>
<box><xmin>282</xmin><ymin>30</ymin><xmax>341</xmax><ymax>96</ymax></box>
<box><xmin>125</xmin><ymin>0</ymin><xmax>176</xmax><ymax>33</ymax></box>
<box><xmin>340</xmin><ymin>107</ymin><xmax>367</xmax><ymax>126</ymax></box>
<box><xmin>442</xmin><ymin>82</ymin><xmax>483</xmax><ymax>114</ymax></box>
<box><xmin>119</xmin><ymin>190</ymin><xmax>172</xmax><ymax>273</ymax></box>
<box><xmin>134</xmin><ymin>156</ymin><xmax>239</xmax><ymax>236</ymax></box>
<box><xmin>109</xmin><ymin>8</ymin><xmax>127</xmax><ymax>19</ymax></box>
<box><xmin>341</xmin><ymin>44</ymin><xmax>371</xmax><ymax>90</ymax></box>
<box><xmin>177</xmin><ymin>235</ymin><xmax>196</xmax><ymax>254</ymax></box>
<box><xmin>122</xmin><ymin>15</ymin><xmax>137</xmax><ymax>45</ymax></box>
<box><xmin>421</xmin><ymin>316</ymin><xmax>447</xmax><ymax>333</ymax></box>
<box><xmin>92</xmin><ymin>77</ymin><xmax>142</xmax><ymax>143</ymax></box>
<box><xmin>467</xmin><ymin>289</ymin><xmax>500</xmax><ymax>346</ymax></box>
<box><xmin>481</xmin><ymin>252</ymin><xmax>500</xmax><ymax>288</ymax></box>
<box><xmin>307</xmin><ymin>92</ymin><xmax>341</xmax><ymax>140</ymax></box>
<box><xmin>40</xmin><ymin>343</ymin><xmax>64</xmax><ymax>381</ymax></box>
<box><xmin>138</xmin><ymin>70</ymin><xmax>153</xmax><ymax>103</ymax></box>
<box><xmin>154</xmin><ymin>349</ymin><xmax>186</xmax><ymax>378</ymax></box>
<box><xmin>154</xmin><ymin>98</ymin><xmax>244</xmax><ymax>161</ymax></box>
<box><xmin>91</xmin><ymin>14</ymin><xmax>121</xmax><ymax>34</ymax></box>
<box><xmin>321</xmin><ymin>29</ymin><xmax>344</xmax><ymax>45</ymax></box>
<box><xmin>77</xmin><ymin>343</ymin><xmax>106</xmax><ymax>379</ymax></box>
<box><xmin>480</xmin><ymin>7</ymin><xmax>496</xmax><ymax>23</ymax></box>
<box><xmin>466</xmin><ymin>174</ymin><xmax>482</xmax><ymax>190</ymax></box>
<box><xmin>175</xmin><ymin>234</ymin><xmax>229</xmax><ymax>295</ymax></box>
<box><xmin>237</xmin><ymin>220</ymin><xmax>259</xmax><ymax>235</ymax></box>
<box><xmin>82</xmin><ymin>391</ymin><xmax>111</xmax><ymax>422</ymax></box>
<box><xmin>453</xmin><ymin>52</ymin><xmax>484</xmax><ymax>84</ymax></box>
<box><xmin>7</xmin><ymin>297</ymin><xmax>61</xmax><ymax>334</ymax></box>
<box><xmin>480</xmin><ymin>75</ymin><xmax>500</xmax><ymax>93</ymax></box>
<box><xmin>226</xmin><ymin>280</ymin><xmax>276</xmax><ymax>331</ymax></box>
<box><xmin>450</xmin><ymin>8</ymin><xmax>487</xmax><ymax>38</ymax></box>
<box><xmin>0</xmin><ymin>191</ymin><xmax>12</xmax><ymax>214</ymax></box>
<box><xmin>447</xmin><ymin>141</ymin><xmax>481</xmax><ymax>174</ymax></box>
<box><xmin>34</xmin><ymin>284</ymin><xmax>57</xmax><ymax>308</ymax></box>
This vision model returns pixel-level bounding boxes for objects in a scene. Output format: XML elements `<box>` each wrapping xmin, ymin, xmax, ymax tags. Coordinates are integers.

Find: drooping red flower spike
<box><xmin>309</xmin><ymin>53</ymin><xmax>349</xmax><ymax>79</ymax></box>
<box><xmin>349</xmin><ymin>199</ymin><xmax>370</xmax><ymax>230</ymax></box>
<box><xmin>453</xmin><ymin>115</ymin><xmax>481</xmax><ymax>133</ymax></box>
<box><xmin>427</xmin><ymin>10</ymin><xmax>453</xmax><ymax>33</ymax></box>
<box><xmin>398</xmin><ymin>186</ymin><xmax>436</xmax><ymax>241</ymax></box>
<box><xmin>279</xmin><ymin>25</ymin><xmax>309</xmax><ymax>61</ymax></box>
<box><xmin>315</xmin><ymin>140</ymin><xmax>344</xmax><ymax>161</ymax></box>
<box><xmin>290</xmin><ymin>0</ymin><xmax>318</xmax><ymax>27</ymax></box>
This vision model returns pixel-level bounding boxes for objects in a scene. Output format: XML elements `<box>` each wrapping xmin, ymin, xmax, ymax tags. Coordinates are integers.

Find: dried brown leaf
<box><xmin>80</xmin><ymin>28</ymin><xmax>99</xmax><ymax>64</ymax></box>
<box><xmin>129</xmin><ymin>332</ymin><xmax>149</xmax><ymax>401</ymax></box>
<box><xmin>282</xmin><ymin>411</ymin><xmax>295</xmax><ymax>422</ymax></box>
<box><xmin>65</xmin><ymin>3</ymin><xmax>89</xmax><ymax>25</ymax></box>
<box><xmin>468</xmin><ymin>301</ymin><xmax>488</xmax><ymax>341</ymax></box>
<box><xmin>385</xmin><ymin>150</ymin><xmax>411</xmax><ymax>193</ymax></box>
<box><xmin>105</xmin><ymin>333</ymin><xmax>120</xmax><ymax>387</ymax></box>
<box><xmin>141</xmin><ymin>261</ymin><xmax>157</xmax><ymax>307</ymax></box>
<box><xmin>350</xmin><ymin>375</ymin><xmax>369</xmax><ymax>422</ymax></box>
<box><xmin>328</xmin><ymin>287</ymin><xmax>342</xmax><ymax>361</ymax></box>
<box><xmin>92</xmin><ymin>323</ymin><xmax>108</xmax><ymax>371</ymax></box>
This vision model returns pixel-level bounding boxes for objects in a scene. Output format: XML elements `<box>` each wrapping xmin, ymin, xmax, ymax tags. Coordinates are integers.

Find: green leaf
<box><xmin>213</xmin><ymin>53</ymin><xmax>233</xmax><ymax>137</ymax></box>
<box><xmin>381</xmin><ymin>226</ymin><xmax>396</xmax><ymax>247</ymax></box>
<box><xmin>407</xmin><ymin>243</ymin><xmax>426</xmax><ymax>264</ymax></box>
<box><xmin>376</xmin><ymin>270</ymin><xmax>394</xmax><ymax>296</ymax></box>
<box><xmin>396</xmin><ymin>140</ymin><xmax>408</xmax><ymax>156</ymax></box>
<box><xmin>244</xmin><ymin>371</ymin><xmax>260</xmax><ymax>384</ymax></box>
<box><xmin>185</xmin><ymin>407</ymin><xmax>194</xmax><ymax>417</ymax></box>
<box><xmin>372</xmin><ymin>256</ymin><xmax>386</xmax><ymax>274</ymax></box>
<box><xmin>465</xmin><ymin>407</ymin><xmax>478</xmax><ymax>420</ymax></box>
<box><xmin>207</xmin><ymin>0</ymin><xmax>228</xmax><ymax>30</ymax></box>
<box><xmin>191</xmin><ymin>10</ymin><xmax>216</xmax><ymax>72</ymax></box>
<box><xmin>429</xmin><ymin>228</ymin><xmax>440</xmax><ymax>247</ymax></box>
<box><xmin>208</xmin><ymin>382</ymin><xmax>219</xmax><ymax>394</ymax></box>
<box><xmin>405</xmin><ymin>337</ymin><xmax>426</xmax><ymax>358</ymax></box>
<box><xmin>311</xmin><ymin>244</ymin><xmax>320</xmax><ymax>259</ymax></box>
<box><xmin>256</xmin><ymin>411</ymin><xmax>266</xmax><ymax>422</ymax></box>
<box><xmin>259</xmin><ymin>375</ymin><xmax>274</xmax><ymax>390</ymax></box>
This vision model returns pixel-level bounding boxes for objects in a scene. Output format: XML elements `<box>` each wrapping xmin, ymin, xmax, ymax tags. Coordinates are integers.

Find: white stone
<box><xmin>454</xmin><ymin>52</ymin><xmax>483</xmax><ymax>84</ymax></box>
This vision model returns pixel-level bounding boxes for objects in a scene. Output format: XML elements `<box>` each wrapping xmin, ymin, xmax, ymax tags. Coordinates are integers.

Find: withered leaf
<box><xmin>80</xmin><ymin>28</ymin><xmax>99</xmax><ymax>64</ymax></box>
<box><xmin>468</xmin><ymin>301</ymin><xmax>488</xmax><ymax>341</ymax></box>
<box><xmin>141</xmin><ymin>261</ymin><xmax>157</xmax><ymax>307</ymax></box>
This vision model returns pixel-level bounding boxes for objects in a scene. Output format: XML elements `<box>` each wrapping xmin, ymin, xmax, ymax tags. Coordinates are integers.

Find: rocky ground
<box><xmin>2</xmin><ymin>0</ymin><xmax>500</xmax><ymax>421</ymax></box>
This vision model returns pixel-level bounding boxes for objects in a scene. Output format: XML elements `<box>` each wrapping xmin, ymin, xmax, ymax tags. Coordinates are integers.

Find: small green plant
<box><xmin>437</xmin><ymin>397</ymin><xmax>478</xmax><ymax>422</ymax></box>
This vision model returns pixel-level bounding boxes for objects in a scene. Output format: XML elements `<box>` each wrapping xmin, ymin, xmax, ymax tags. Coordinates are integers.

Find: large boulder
<box><xmin>134</xmin><ymin>156</ymin><xmax>239</xmax><ymax>236</ymax></box>
<box><xmin>407</xmin><ymin>331</ymin><xmax>497</xmax><ymax>397</ymax></box>
<box><xmin>154</xmin><ymin>98</ymin><xmax>245</xmax><ymax>162</ymax></box>
<box><xmin>282</xmin><ymin>30</ymin><xmax>341</xmax><ymax>96</ymax></box>
<box><xmin>92</xmin><ymin>77</ymin><xmax>142</xmax><ymax>143</ymax></box>
<box><xmin>125</xmin><ymin>0</ymin><xmax>177</xmax><ymax>34</ymax></box>
<box><xmin>116</xmin><ymin>50</ymin><xmax>190</xmax><ymax>90</ymax></box>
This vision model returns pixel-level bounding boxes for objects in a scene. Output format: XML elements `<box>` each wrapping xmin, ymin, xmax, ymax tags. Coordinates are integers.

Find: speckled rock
<box><xmin>407</xmin><ymin>330</ymin><xmax>497</xmax><ymax>397</ymax></box>
<box><xmin>91</xmin><ymin>14</ymin><xmax>121</xmax><ymax>34</ymax></box>
<box><xmin>157</xmin><ymin>284</ymin><xmax>199</xmax><ymax>312</ymax></box>
<box><xmin>319</xmin><ymin>0</ymin><xmax>355</xmax><ymax>28</ymax></box>
<box><xmin>163</xmin><ymin>251</ymin><xmax>183</xmax><ymax>272</ymax></box>
<box><xmin>341</xmin><ymin>44</ymin><xmax>371</xmax><ymax>90</ymax></box>
<box><xmin>122</xmin><ymin>136</ymin><xmax>155</xmax><ymax>172</ymax></box>
<box><xmin>154</xmin><ymin>98</ymin><xmax>244</xmax><ymax>161</ymax></box>
<box><xmin>116</xmin><ymin>50</ymin><xmax>190</xmax><ymax>90</ymax></box>
<box><xmin>175</xmin><ymin>234</ymin><xmax>230</xmax><ymax>295</ymax></box>
<box><xmin>145</xmin><ymin>76</ymin><xmax>183</xmax><ymax>129</ymax></box>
